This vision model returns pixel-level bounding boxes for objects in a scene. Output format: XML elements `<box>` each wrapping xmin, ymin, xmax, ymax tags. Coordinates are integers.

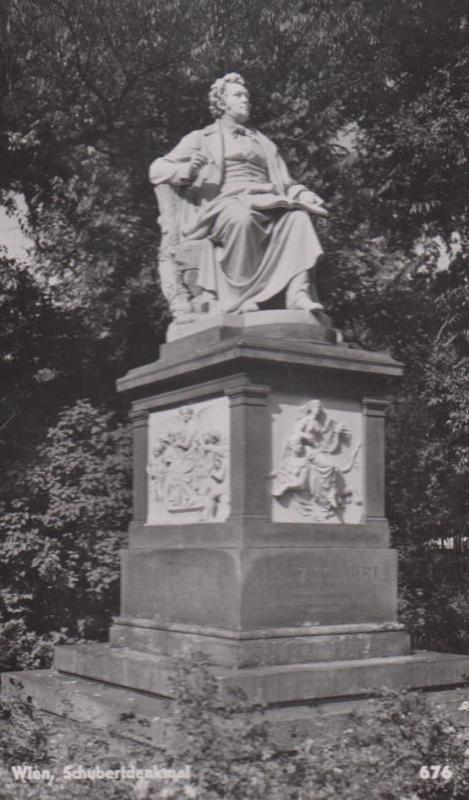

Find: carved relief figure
<box><xmin>272</xmin><ymin>400</ymin><xmax>361</xmax><ymax>521</ymax></box>
<box><xmin>147</xmin><ymin>406</ymin><xmax>229</xmax><ymax>521</ymax></box>
<box><xmin>149</xmin><ymin>73</ymin><xmax>327</xmax><ymax>320</ymax></box>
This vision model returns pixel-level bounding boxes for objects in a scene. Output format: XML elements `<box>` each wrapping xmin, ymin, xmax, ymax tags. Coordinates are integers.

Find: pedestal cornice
<box><xmin>117</xmin><ymin>325</ymin><xmax>403</xmax><ymax>399</ymax></box>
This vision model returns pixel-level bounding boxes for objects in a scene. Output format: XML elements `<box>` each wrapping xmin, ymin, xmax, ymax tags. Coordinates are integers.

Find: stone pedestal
<box><xmin>6</xmin><ymin>312</ymin><xmax>469</xmax><ymax>744</ymax></box>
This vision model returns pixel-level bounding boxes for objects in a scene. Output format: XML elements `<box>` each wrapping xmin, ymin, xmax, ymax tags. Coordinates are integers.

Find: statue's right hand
<box><xmin>189</xmin><ymin>152</ymin><xmax>207</xmax><ymax>178</ymax></box>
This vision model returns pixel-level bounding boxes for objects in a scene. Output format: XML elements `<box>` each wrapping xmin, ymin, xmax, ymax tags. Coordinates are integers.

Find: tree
<box><xmin>0</xmin><ymin>254</ymin><xmax>131</xmax><ymax>497</ymax></box>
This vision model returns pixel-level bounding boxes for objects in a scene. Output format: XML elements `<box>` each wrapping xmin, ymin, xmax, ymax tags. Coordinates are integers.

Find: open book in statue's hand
<box><xmin>248</xmin><ymin>192</ymin><xmax>329</xmax><ymax>217</ymax></box>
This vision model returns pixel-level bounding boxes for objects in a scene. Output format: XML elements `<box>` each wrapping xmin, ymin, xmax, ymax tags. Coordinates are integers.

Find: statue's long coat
<box><xmin>149</xmin><ymin>119</ymin><xmax>323</xmax><ymax>311</ymax></box>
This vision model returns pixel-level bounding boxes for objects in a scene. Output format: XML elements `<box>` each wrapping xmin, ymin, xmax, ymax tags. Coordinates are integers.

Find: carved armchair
<box><xmin>154</xmin><ymin>184</ymin><xmax>208</xmax><ymax>320</ymax></box>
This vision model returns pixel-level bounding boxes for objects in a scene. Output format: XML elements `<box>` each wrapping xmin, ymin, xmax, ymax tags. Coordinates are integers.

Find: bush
<box><xmin>0</xmin><ymin>400</ymin><xmax>131</xmax><ymax>669</ymax></box>
<box><xmin>1</xmin><ymin>656</ymin><xmax>469</xmax><ymax>800</ymax></box>
<box><xmin>398</xmin><ymin>549</ymin><xmax>469</xmax><ymax>654</ymax></box>
<box><xmin>165</xmin><ymin>656</ymin><xmax>469</xmax><ymax>800</ymax></box>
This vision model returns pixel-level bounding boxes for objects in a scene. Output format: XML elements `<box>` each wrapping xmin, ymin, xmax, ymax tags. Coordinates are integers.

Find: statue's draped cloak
<box><xmin>149</xmin><ymin>119</ymin><xmax>323</xmax><ymax>312</ymax></box>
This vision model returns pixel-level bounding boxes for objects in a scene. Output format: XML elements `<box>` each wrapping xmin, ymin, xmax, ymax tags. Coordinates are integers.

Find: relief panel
<box><xmin>147</xmin><ymin>396</ymin><xmax>230</xmax><ymax>525</ymax></box>
<box><xmin>271</xmin><ymin>394</ymin><xmax>363</xmax><ymax>524</ymax></box>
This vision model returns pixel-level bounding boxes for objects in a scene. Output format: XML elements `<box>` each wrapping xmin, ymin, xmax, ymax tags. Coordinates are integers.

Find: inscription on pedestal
<box><xmin>271</xmin><ymin>395</ymin><xmax>363</xmax><ymax>524</ymax></box>
<box><xmin>147</xmin><ymin>396</ymin><xmax>230</xmax><ymax>525</ymax></box>
<box><xmin>242</xmin><ymin>548</ymin><xmax>396</xmax><ymax>627</ymax></box>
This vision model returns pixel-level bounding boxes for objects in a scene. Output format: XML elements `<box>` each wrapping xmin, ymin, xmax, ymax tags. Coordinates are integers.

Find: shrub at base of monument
<box><xmin>399</xmin><ymin>574</ymin><xmax>469</xmax><ymax>655</ymax></box>
<box><xmin>0</xmin><ymin>400</ymin><xmax>132</xmax><ymax>672</ymax></box>
<box><xmin>2</xmin><ymin>658</ymin><xmax>469</xmax><ymax>800</ymax></box>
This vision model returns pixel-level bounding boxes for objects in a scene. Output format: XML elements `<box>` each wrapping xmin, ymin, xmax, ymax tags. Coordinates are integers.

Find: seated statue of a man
<box><xmin>149</xmin><ymin>72</ymin><xmax>327</xmax><ymax>315</ymax></box>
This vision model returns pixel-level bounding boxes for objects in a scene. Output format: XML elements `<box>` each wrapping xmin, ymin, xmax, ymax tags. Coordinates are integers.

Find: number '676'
<box><xmin>419</xmin><ymin>765</ymin><xmax>453</xmax><ymax>781</ymax></box>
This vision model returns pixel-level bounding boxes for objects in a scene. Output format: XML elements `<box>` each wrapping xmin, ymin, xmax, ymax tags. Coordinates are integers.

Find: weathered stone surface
<box><xmin>54</xmin><ymin>644</ymin><xmax>174</xmax><ymax>697</ymax></box>
<box><xmin>117</xmin><ymin>327</ymin><xmax>403</xmax><ymax>401</ymax></box>
<box><xmin>128</xmin><ymin>519</ymin><xmax>391</xmax><ymax>550</ymax></box>
<box><xmin>6</xmin><ymin>667</ymin><xmax>469</xmax><ymax>750</ymax></box>
<box><xmin>120</xmin><ymin>546</ymin><xmax>398</xmax><ymax>630</ymax></box>
<box><xmin>121</xmin><ymin>548</ymin><xmax>241</xmax><ymax>629</ymax></box>
<box><xmin>109</xmin><ymin>620</ymin><xmax>410</xmax><ymax>667</ymax></box>
<box><xmin>2</xmin><ymin>670</ymin><xmax>169</xmax><ymax>745</ymax></box>
<box><xmin>218</xmin><ymin>652</ymin><xmax>469</xmax><ymax>704</ymax></box>
<box><xmin>51</xmin><ymin>644</ymin><xmax>469</xmax><ymax>708</ymax></box>
<box><xmin>166</xmin><ymin>310</ymin><xmax>337</xmax><ymax>343</ymax></box>
<box><xmin>241</xmin><ymin>547</ymin><xmax>398</xmax><ymax>627</ymax></box>
<box><xmin>7</xmin><ymin>670</ymin><xmax>469</xmax><ymax>752</ymax></box>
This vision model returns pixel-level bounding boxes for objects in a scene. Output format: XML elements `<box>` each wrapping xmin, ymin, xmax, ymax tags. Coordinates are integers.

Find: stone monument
<box><xmin>5</xmin><ymin>74</ymin><xmax>469</xmax><ymax>743</ymax></box>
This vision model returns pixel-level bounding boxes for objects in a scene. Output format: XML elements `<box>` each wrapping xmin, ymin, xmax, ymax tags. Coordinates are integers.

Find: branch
<box><xmin>0</xmin><ymin>408</ymin><xmax>18</xmax><ymax>431</ymax></box>
<box><xmin>116</xmin><ymin>3</ymin><xmax>257</xmax><ymax>103</ymax></box>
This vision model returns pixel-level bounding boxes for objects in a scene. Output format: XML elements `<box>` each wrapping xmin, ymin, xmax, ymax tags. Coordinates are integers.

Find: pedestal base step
<box><xmin>2</xmin><ymin>669</ymin><xmax>171</xmax><ymax>745</ymax></box>
<box><xmin>110</xmin><ymin>620</ymin><xmax>410</xmax><ymax>668</ymax></box>
<box><xmin>4</xmin><ymin>668</ymin><xmax>469</xmax><ymax>750</ymax></box>
<box><xmin>53</xmin><ymin>643</ymin><xmax>469</xmax><ymax>705</ymax></box>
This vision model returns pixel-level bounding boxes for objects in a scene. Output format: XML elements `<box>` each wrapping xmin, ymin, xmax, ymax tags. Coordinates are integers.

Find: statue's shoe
<box><xmin>239</xmin><ymin>299</ymin><xmax>259</xmax><ymax>313</ymax></box>
<box><xmin>288</xmin><ymin>291</ymin><xmax>324</xmax><ymax>313</ymax></box>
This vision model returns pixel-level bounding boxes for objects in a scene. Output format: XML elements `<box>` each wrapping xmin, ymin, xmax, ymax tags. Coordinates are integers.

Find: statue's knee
<box><xmin>216</xmin><ymin>202</ymin><xmax>252</xmax><ymax>236</ymax></box>
<box><xmin>285</xmin><ymin>209</ymin><xmax>312</xmax><ymax>236</ymax></box>
<box><xmin>230</xmin><ymin>203</ymin><xmax>252</xmax><ymax>232</ymax></box>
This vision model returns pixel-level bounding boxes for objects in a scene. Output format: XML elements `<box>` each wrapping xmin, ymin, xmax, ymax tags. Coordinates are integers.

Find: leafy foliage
<box><xmin>0</xmin><ymin>400</ymin><xmax>131</xmax><ymax>669</ymax></box>
<box><xmin>0</xmin><ymin>679</ymin><xmax>50</xmax><ymax>767</ymax></box>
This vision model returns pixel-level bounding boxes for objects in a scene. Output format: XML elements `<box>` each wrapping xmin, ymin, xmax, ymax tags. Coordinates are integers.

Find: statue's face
<box><xmin>222</xmin><ymin>83</ymin><xmax>250</xmax><ymax>123</ymax></box>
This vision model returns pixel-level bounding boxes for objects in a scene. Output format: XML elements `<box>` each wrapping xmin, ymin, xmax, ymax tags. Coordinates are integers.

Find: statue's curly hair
<box><xmin>208</xmin><ymin>73</ymin><xmax>246</xmax><ymax>118</ymax></box>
